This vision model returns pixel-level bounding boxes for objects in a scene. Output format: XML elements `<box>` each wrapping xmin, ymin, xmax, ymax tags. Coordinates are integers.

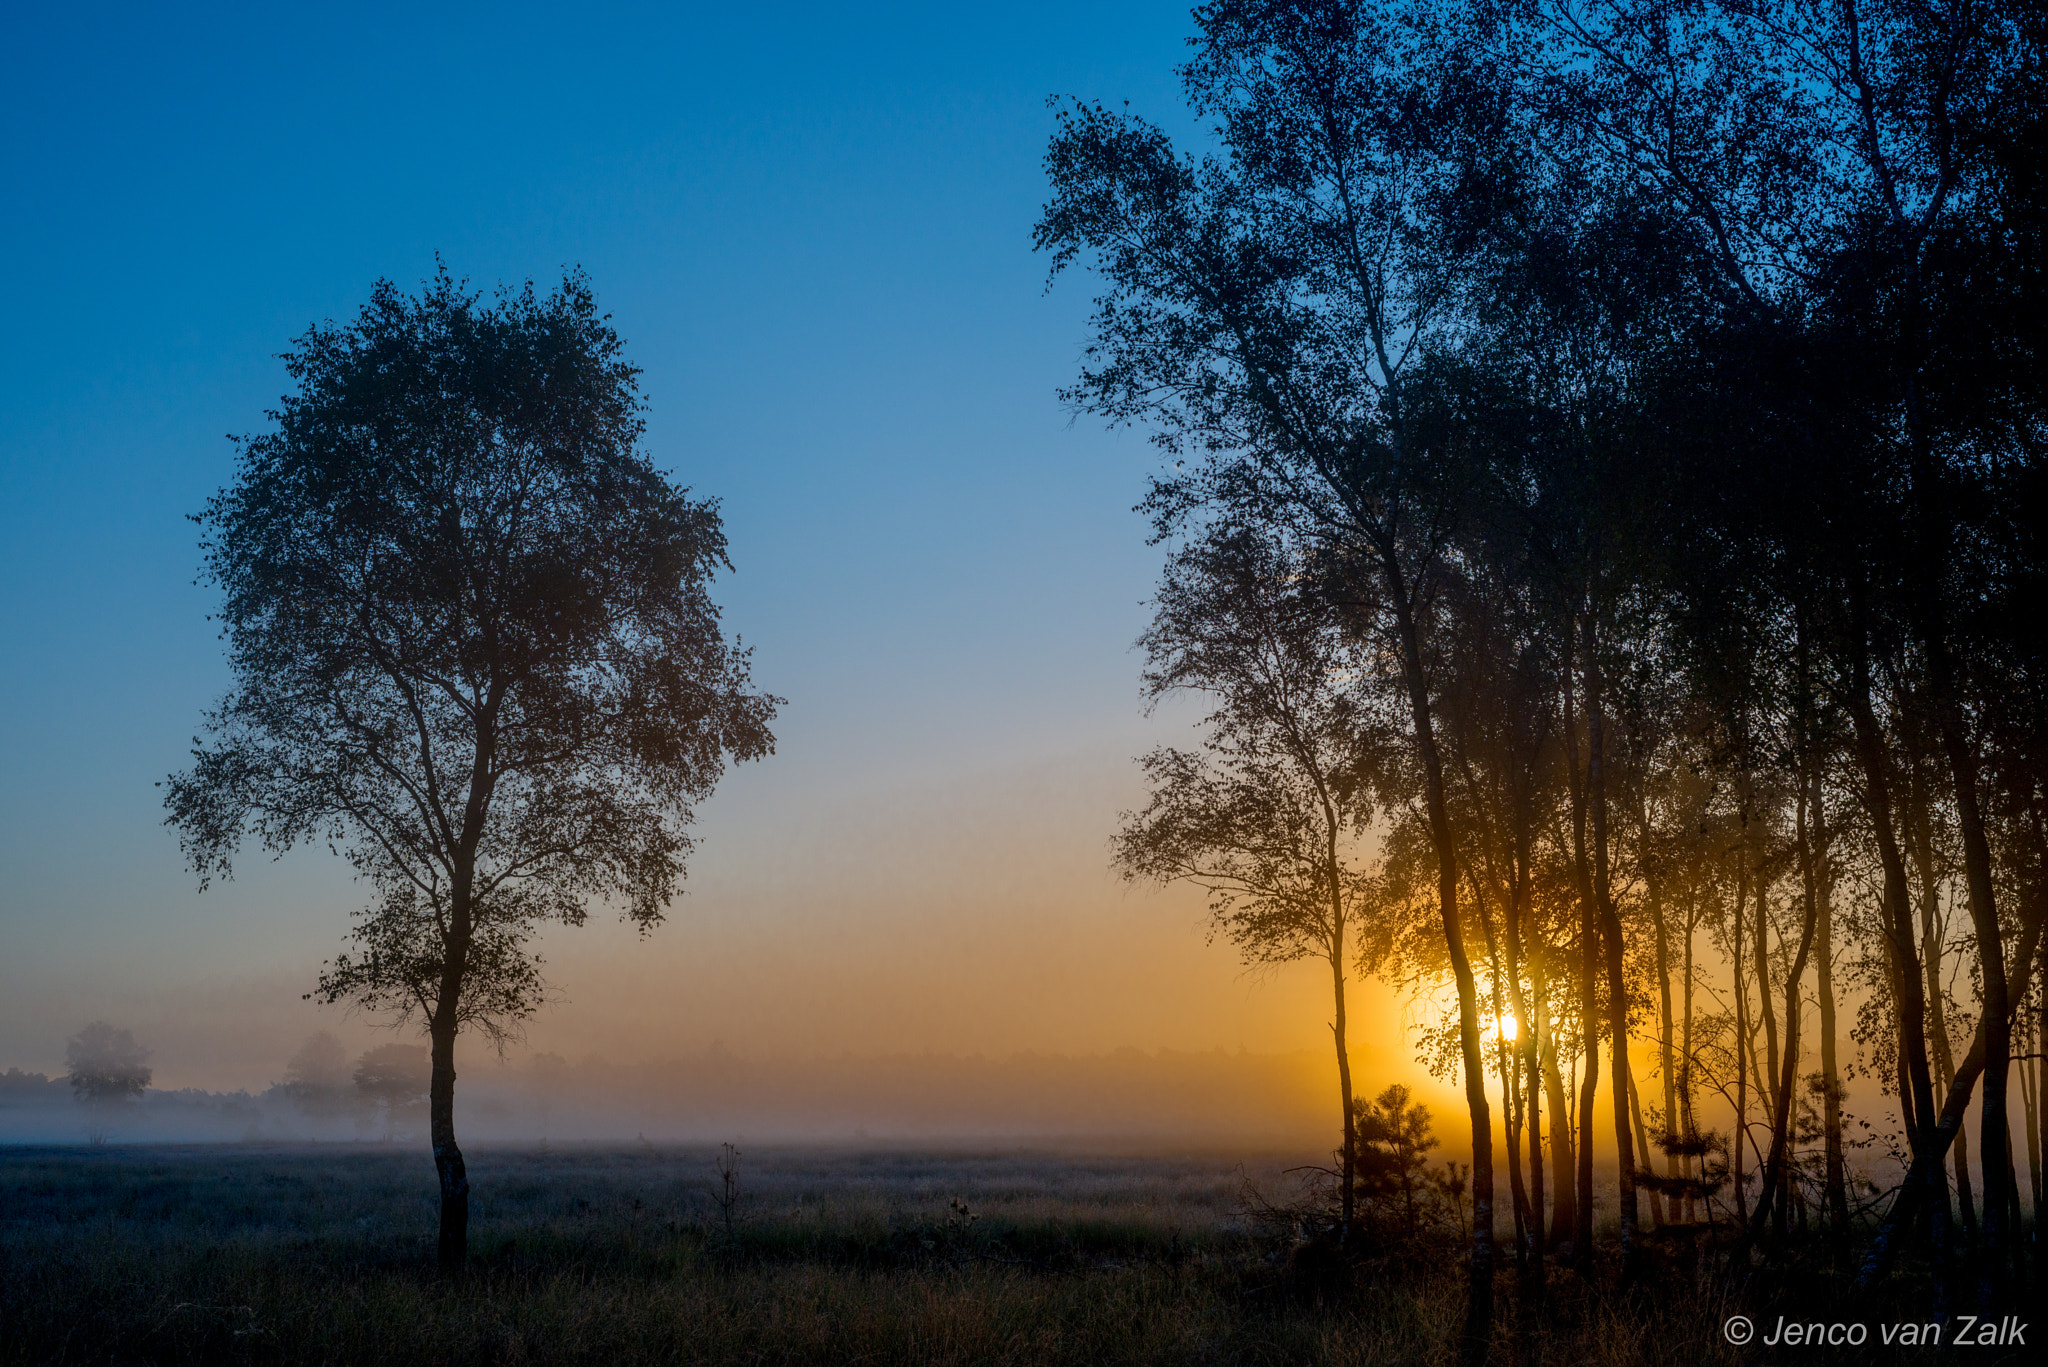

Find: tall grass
<box><xmin>0</xmin><ymin>1145</ymin><xmax>1988</xmax><ymax>1365</ymax></box>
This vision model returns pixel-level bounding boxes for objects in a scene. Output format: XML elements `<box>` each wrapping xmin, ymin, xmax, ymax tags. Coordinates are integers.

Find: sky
<box><xmin>0</xmin><ymin>0</ymin><xmax>1431</xmax><ymax>1110</ymax></box>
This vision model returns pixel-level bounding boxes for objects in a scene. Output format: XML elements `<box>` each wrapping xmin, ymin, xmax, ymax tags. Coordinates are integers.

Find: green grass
<box><xmin>0</xmin><ymin>1145</ymin><xmax>1991</xmax><ymax>1365</ymax></box>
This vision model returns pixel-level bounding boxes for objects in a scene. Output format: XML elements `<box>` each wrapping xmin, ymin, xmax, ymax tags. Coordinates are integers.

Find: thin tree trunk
<box><xmin>1750</xmin><ymin>814</ymin><xmax>1779</xmax><ymax>1172</ymax></box>
<box><xmin>1731</xmin><ymin>835</ymin><xmax>1819</xmax><ymax>1269</ymax></box>
<box><xmin>1732</xmin><ymin>847</ymin><xmax>1750</xmax><ymax>1225</ymax></box>
<box><xmin>1380</xmin><ymin>546</ymin><xmax>1492</xmax><ymax>1363</ymax></box>
<box><xmin>1909</xmin><ymin>754</ymin><xmax>1975</xmax><ymax>1236</ymax></box>
<box><xmin>1682</xmin><ymin>889</ymin><xmax>1699</xmax><ymax>1222</ymax></box>
<box><xmin>1576</xmin><ymin>946</ymin><xmax>1599</xmax><ymax>1268</ymax></box>
<box><xmin>1858</xmin><ymin>908</ymin><xmax>2045</xmax><ymax>1286</ymax></box>
<box><xmin>1649</xmin><ymin>869</ymin><xmax>1677</xmax><ymax>1227</ymax></box>
<box><xmin>1628</xmin><ymin>1074</ymin><xmax>1660</xmax><ymax>1229</ymax></box>
<box><xmin>1331</xmin><ymin>948</ymin><xmax>1357</xmax><ymax>1244</ymax></box>
<box><xmin>1510</xmin><ymin>789</ymin><xmax>1548</xmax><ymax>1273</ymax></box>
<box><xmin>431</xmin><ymin>874</ymin><xmax>473</xmax><ymax>1273</ymax></box>
<box><xmin>1813</xmin><ymin>783</ymin><xmax>1850</xmax><ymax>1242</ymax></box>
<box><xmin>1585</xmin><ymin>622</ymin><xmax>1639</xmax><ymax>1281</ymax></box>
<box><xmin>1923</xmin><ymin>901</ymin><xmax>1976</xmax><ymax>1236</ymax></box>
<box><xmin>1563</xmin><ymin>669</ymin><xmax>1599</xmax><ymax>1269</ymax></box>
<box><xmin>1526</xmin><ymin>1020</ymin><xmax>1548</xmax><ymax>1265</ymax></box>
<box><xmin>1314</xmin><ymin>765</ymin><xmax>1356</xmax><ymax>1247</ymax></box>
<box><xmin>1845</xmin><ymin>610</ymin><xmax>1943</xmax><ymax>1273</ymax></box>
<box><xmin>2023</xmin><ymin>1000</ymin><xmax>2039</xmax><ymax>1246</ymax></box>
<box><xmin>1934</xmin><ymin>711</ymin><xmax>2014</xmax><ymax>1293</ymax></box>
<box><xmin>1537</xmin><ymin>983</ymin><xmax>1576</xmax><ymax>1247</ymax></box>
<box><xmin>1478</xmin><ymin>887</ymin><xmax>1532</xmax><ymax>1264</ymax></box>
<box><xmin>1500</xmin><ymin>1024</ymin><xmax>1531</xmax><ymax>1261</ymax></box>
<box><xmin>2004</xmin><ymin>1118</ymin><xmax>2024</xmax><ymax>1281</ymax></box>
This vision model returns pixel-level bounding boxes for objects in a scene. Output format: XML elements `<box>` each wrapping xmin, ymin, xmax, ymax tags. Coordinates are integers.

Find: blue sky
<box><xmin>0</xmin><ymin>3</ymin><xmax>1388</xmax><ymax>1088</ymax></box>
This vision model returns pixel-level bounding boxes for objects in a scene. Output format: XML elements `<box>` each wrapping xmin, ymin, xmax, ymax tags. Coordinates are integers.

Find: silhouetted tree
<box><xmin>1114</xmin><ymin>524</ymin><xmax>1385</xmax><ymax>1242</ymax></box>
<box><xmin>1354</xmin><ymin>1083</ymin><xmax>1440</xmax><ymax>1241</ymax></box>
<box><xmin>164</xmin><ymin>266</ymin><xmax>779</xmax><ymax>1270</ymax></box>
<box><xmin>1040</xmin><ymin>6</ymin><xmax>1508</xmax><ymax>1350</ymax></box>
<box><xmin>65</xmin><ymin>1022</ymin><xmax>151</xmax><ymax>1104</ymax></box>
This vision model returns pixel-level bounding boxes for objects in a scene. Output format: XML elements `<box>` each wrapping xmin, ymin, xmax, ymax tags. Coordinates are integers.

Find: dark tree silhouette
<box><xmin>1114</xmin><ymin>524</ymin><xmax>1386</xmax><ymax>1242</ymax></box>
<box><xmin>164</xmin><ymin>266</ymin><xmax>779</xmax><ymax>1270</ymax></box>
<box><xmin>1353</xmin><ymin>1083</ymin><xmax>1441</xmax><ymax>1241</ymax></box>
<box><xmin>1039</xmin><ymin>7</ymin><xmax>1509</xmax><ymax>1351</ymax></box>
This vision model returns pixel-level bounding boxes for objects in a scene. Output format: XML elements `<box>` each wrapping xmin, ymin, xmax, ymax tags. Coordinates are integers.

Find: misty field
<box><xmin>0</xmin><ymin>1142</ymin><xmax>1968</xmax><ymax>1367</ymax></box>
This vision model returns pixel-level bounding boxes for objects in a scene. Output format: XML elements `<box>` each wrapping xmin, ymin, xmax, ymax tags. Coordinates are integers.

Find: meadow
<box><xmin>0</xmin><ymin>1142</ymin><xmax>1977</xmax><ymax>1367</ymax></box>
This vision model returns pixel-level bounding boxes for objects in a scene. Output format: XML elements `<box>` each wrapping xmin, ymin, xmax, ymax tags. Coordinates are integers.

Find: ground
<box><xmin>0</xmin><ymin>1144</ymin><xmax>2002</xmax><ymax>1365</ymax></box>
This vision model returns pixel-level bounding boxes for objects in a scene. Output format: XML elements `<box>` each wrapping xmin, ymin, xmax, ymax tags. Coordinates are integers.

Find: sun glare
<box><xmin>1490</xmin><ymin>1013</ymin><xmax>1520</xmax><ymax>1042</ymax></box>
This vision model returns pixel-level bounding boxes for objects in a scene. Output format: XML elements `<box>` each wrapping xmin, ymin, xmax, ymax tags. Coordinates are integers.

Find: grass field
<box><xmin>0</xmin><ymin>1143</ymin><xmax>1989</xmax><ymax>1365</ymax></box>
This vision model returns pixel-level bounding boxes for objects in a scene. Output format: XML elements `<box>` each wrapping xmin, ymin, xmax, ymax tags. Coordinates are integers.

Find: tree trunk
<box><xmin>1736</xmin><ymin>930</ymin><xmax>1818</xmax><ymax>1270</ymax></box>
<box><xmin>1909</xmin><ymin>754</ymin><xmax>1973</xmax><ymax>1236</ymax></box>
<box><xmin>1844</xmin><ymin>609</ymin><xmax>1942</xmax><ymax>1261</ymax></box>
<box><xmin>2023</xmin><ymin>987</ymin><xmax>2039</xmax><ymax>1254</ymax></box>
<box><xmin>1682</xmin><ymin>891</ymin><xmax>1699</xmax><ymax>1222</ymax></box>
<box><xmin>1473</xmin><ymin>871</ymin><xmax>1533</xmax><ymax>1264</ymax></box>
<box><xmin>1537</xmin><ymin>987</ymin><xmax>1576</xmax><ymax>1246</ymax></box>
<box><xmin>1574</xmin><ymin>899</ymin><xmax>1599</xmax><ymax>1269</ymax></box>
<box><xmin>432</xmin><ymin>858</ymin><xmax>477</xmax><ymax>1274</ymax></box>
<box><xmin>1650</xmin><ymin>870</ymin><xmax>1678</xmax><ymax>1226</ymax></box>
<box><xmin>1731</xmin><ymin>841</ymin><xmax>1819</xmax><ymax>1270</ymax></box>
<box><xmin>1600</xmin><ymin>906</ymin><xmax>1638</xmax><ymax>1271</ymax></box>
<box><xmin>1787</xmin><ymin>610</ymin><xmax>1841</xmax><ymax>1246</ymax></box>
<box><xmin>1331</xmin><ymin>949</ymin><xmax>1357</xmax><ymax>1243</ymax></box>
<box><xmin>1749</xmin><ymin>814</ymin><xmax>1778</xmax><ymax>1182</ymax></box>
<box><xmin>1563</xmin><ymin>670</ymin><xmax>1598</xmax><ymax>1269</ymax></box>
<box><xmin>1381</xmin><ymin>549</ymin><xmax>1491</xmax><ymax>1364</ymax></box>
<box><xmin>1627</xmin><ymin>1074</ymin><xmax>1660</xmax><ymax>1228</ymax></box>
<box><xmin>1930</xmin><ymin>698</ymin><xmax>2014</xmax><ymax>1293</ymax></box>
<box><xmin>1812</xmin><ymin>783</ymin><xmax>1850</xmax><ymax>1242</ymax></box>
<box><xmin>1922</xmin><ymin>895</ymin><xmax>1976</xmax><ymax>1237</ymax></box>
<box><xmin>1732</xmin><ymin>848</ymin><xmax>1750</xmax><ymax>1226</ymax></box>
<box><xmin>1511</xmin><ymin>815</ymin><xmax>1548</xmax><ymax>1270</ymax></box>
<box><xmin>1525</xmin><ymin>1034</ymin><xmax>1546</xmax><ymax>1266</ymax></box>
<box><xmin>1585</xmin><ymin>629</ymin><xmax>1639</xmax><ymax>1281</ymax></box>
<box><xmin>1500</xmin><ymin>1027</ymin><xmax>1530</xmax><ymax>1260</ymax></box>
<box><xmin>2003</xmin><ymin>1119</ymin><xmax>2024</xmax><ymax>1281</ymax></box>
<box><xmin>1311</xmin><ymin>758</ymin><xmax>1357</xmax><ymax>1247</ymax></box>
<box><xmin>1858</xmin><ymin>907</ymin><xmax>2045</xmax><ymax>1287</ymax></box>
<box><xmin>429</xmin><ymin>1015</ymin><xmax>468</xmax><ymax>1273</ymax></box>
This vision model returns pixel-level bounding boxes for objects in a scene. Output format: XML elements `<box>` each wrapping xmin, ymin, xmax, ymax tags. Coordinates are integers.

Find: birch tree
<box><xmin>165</xmin><ymin>267</ymin><xmax>778</xmax><ymax>1270</ymax></box>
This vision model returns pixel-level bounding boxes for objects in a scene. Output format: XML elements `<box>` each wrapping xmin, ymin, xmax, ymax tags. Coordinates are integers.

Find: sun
<box><xmin>1489</xmin><ymin>1013</ymin><xmax>1520</xmax><ymax>1043</ymax></box>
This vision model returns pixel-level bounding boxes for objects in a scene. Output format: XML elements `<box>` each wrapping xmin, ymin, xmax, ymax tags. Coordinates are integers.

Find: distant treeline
<box><xmin>0</xmin><ymin>1044</ymin><xmax>1416</xmax><ymax>1148</ymax></box>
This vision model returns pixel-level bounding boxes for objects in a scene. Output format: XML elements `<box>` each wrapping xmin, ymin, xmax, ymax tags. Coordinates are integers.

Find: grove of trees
<box><xmin>278</xmin><ymin>1033</ymin><xmax>433</xmax><ymax>1137</ymax></box>
<box><xmin>1059</xmin><ymin>0</ymin><xmax>2046</xmax><ymax>1355</ymax></box>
